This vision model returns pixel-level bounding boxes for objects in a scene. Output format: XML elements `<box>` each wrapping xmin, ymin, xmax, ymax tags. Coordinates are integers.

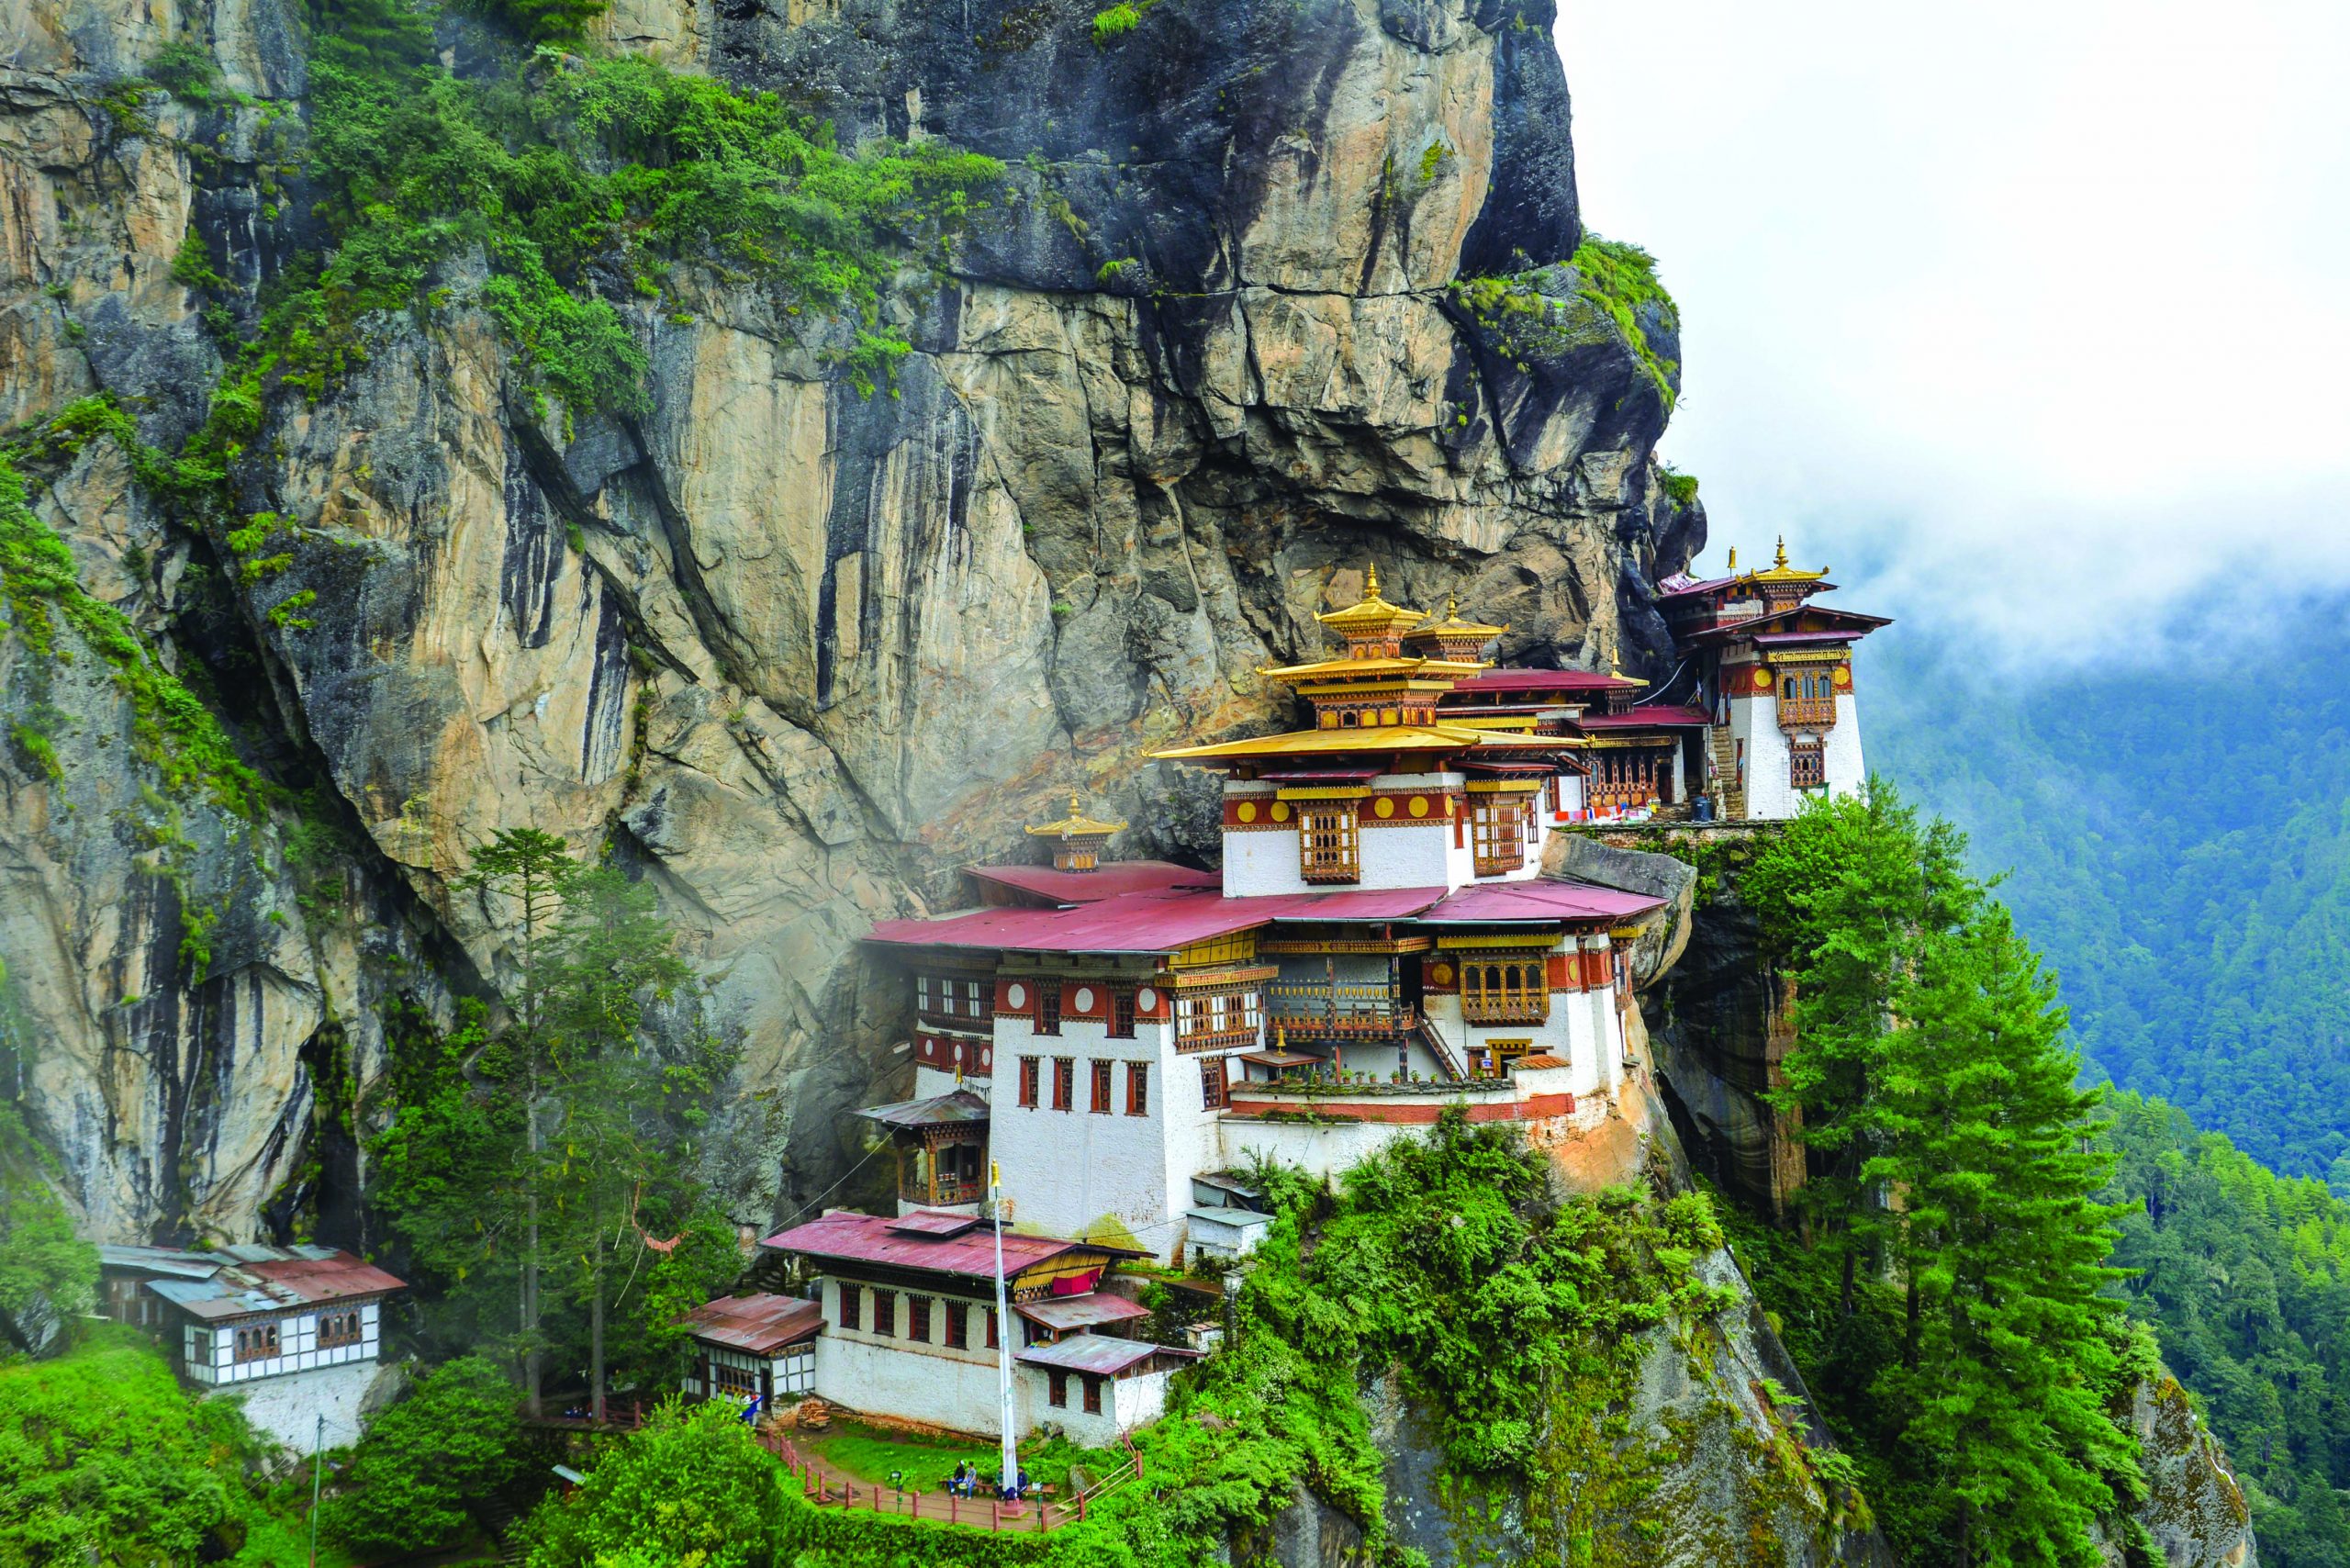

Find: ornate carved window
<box><xmin>1298</xmin><ymin>804</ymin><xmax>1360</xmax><ymax>884</ymax></box>
<box><xmin>1125</xmin><ymin>1062</ymin><xmax>1149</xmax><ymax>1116</ymax></box>
<box><xmin>1175</xmin><ymin>988</ymin><xmax>1262</xmax><ymax>1052</ymax></box>
<box><xmin>1052</xmin><ymin>1058</ymin><xmax>1075</xmax><ymax>1112</ymax></box>
<box><xmin>1018</xmin><ymin>1057</ymin><xmax>1040</xmax><ymax>1107</ymax></box>
<box><xmin>1790</xmin><ymin>743</ymin><xmax>1826</xmax><ymax>790</ymax></box>
<box><xmin>1471</xmin><ymin>798</ymin><xmax>1527</xmax><ymax>876</ymax></box>
<box><xmin>1461</xmin><ymin>958</ymin><xmax>1550</xmax><ymax>1025</ymax></box>
<box><xmin>318</xmin><ymin>1310</ymin><xmax>363</xmax><ymax>1349</ymax></box>
<box><xmin>1090</xmin><ymin>1058</ymin><xmax>1113</xmax><ymax>1114</ymax></box>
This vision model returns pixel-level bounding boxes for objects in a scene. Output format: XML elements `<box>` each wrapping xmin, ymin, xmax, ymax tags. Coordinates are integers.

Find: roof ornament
<box><xmin>1365</xmin><ymin>560</ymin><xmax>1382</xmax><ymax>599</ymax></box>
<box><xmin>1774</xmin><ymin>536</ymin><xmax>1789</xmax><ymax>570</ymax></box>
<box><xmin>1727</xmin><ymin>546</ymin><xmax>1738</xmax><ymax>572</ymax></box>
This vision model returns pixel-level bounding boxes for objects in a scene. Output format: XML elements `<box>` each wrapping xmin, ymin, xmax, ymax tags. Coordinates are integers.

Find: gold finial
<box><xmin>1445</xmin><ymin>593</ymin><xmax>1458</xmax><ymax>620</ymax></box>
<box><xmin>1774</xmin><ymin>536</ymin><xmax>1789</xmax><ymax>570</ymax></box>
<box><xmin>1364</xmin><ymin>561</ymin><xmax>1382</xmax><ymax>599</ymax></box>
<box><xmin>1275</xmin><ymin>1023</ymin><xmax>1287</xmax><ymax>1051</ymax></box>
<box><xmin>1727</xmin><ymin>546</ymin><xmax>1738</xmax><ymax>572</ymax></box>
<box><xmin>1069</xmin><ymin>790</ymin><xmax>1082</xmax><ymax>817</ymax></box>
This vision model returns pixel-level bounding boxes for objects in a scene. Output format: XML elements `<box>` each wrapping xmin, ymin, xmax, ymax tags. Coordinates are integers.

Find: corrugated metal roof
<box><xmin>868</xmin><ymin>886</ymin><xmax>1453</xmax><ymax>956</ymax></box>
<box><xmin>103</xmin><ymin>1244</ymin><xmax>403</xmax><ymax>1320</ymax></box>
<box><xmin>762</xmin><ymin>1210</ymin><xmax>1145</xmax><ymax>1282</ymax></box>
<box><xmin>1418</xmin><ymin>879</ymin><xmax>1664</xmax><ymax>925</ymax></box>
<box><xmin>1014</xmin><ymin>1293</ymin><xmax>1152</xmax><ymax>1332</ymax></box>
<box><xmin>1014</xmin><ymin>1332</ymin><xmax>1199</xmax><ymax>1376</ymax></box>
<box><xmin>97</xmin><ymin>1245</ymin><xmax>220</xmax><ymax>1280</ymax></box>
<box><xmin>964</xmin><ymin>862</ymin><xmax>1218</xmax><ymax>906</ymax></box>
<box><xmin>856</xmin><ymin>1090</ymin><xmax>990</xmax><ymax>1130</ymax></box>
<box><xmin>680</xmin><ymin>1294</ymin><xmax>823</xmax><ymax>1355</ymax></box>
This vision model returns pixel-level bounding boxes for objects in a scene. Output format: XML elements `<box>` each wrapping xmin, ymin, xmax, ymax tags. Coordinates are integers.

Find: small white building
<box><xmin>98</xmin><ymin>1243</ymin><xmax>405</xmax><ymax>1450</ymax></box>
<box><xmin>677</xmin><ymin>1294</ymin><xmax>822</xmax><ymax>1406</ymax></box>
<box><xmin>759</xmin><ymin>1208</ymin><xmax>1195</xmax><ymax>1444</ymax></box>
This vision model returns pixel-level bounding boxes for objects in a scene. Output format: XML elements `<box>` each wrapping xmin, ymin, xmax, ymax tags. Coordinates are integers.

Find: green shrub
<box><xmin>1091</xmin><ymin>2</ymin><xmax>1142</xmax><ymax>43</ymax></box>
<box><xmin>326</xmin><ymin>1357</ymin><xmax>526</xmax><ymax>1557</ymax></box>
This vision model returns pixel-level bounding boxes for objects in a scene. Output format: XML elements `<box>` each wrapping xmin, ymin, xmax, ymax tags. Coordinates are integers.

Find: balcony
<box><xmin>1265</xmin><ymin>980</ymin><xmax>1416</xmax><ymax>1040</ymax></box>
<box><xmin>1775</xmin><ymin>695</ymin><xmax>1837</xmax><ymax>732</ymax></box>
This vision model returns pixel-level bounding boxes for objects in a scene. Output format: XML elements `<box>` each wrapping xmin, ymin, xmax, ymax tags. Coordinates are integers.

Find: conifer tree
<box><xmin>1869</xmin><ymin>907</ymin><xmax>2141</xmax><ymax>1565</ymax></box>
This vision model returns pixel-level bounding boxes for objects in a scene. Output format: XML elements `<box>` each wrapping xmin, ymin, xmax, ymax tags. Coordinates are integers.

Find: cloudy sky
<box><xmin>1557</xmin><ymin>0</ymin><xmax>2350</xmax><ymax>666</ymax></box>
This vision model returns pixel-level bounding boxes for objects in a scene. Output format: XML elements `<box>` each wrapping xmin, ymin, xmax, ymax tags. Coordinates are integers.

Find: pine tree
<box><xmin>1868</xmin><ymin>907</ymin><xmax>2141</xmax><ymax>1565</ymax></box>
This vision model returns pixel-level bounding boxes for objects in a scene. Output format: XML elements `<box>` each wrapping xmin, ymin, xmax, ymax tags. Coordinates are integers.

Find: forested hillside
<box><xmin>1868</xmin><ymin>602</ymin><xmax>2350</xmax><ymax>1183</ymax></box>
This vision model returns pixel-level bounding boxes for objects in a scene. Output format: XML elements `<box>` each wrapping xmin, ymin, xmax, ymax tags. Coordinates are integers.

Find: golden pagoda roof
<box><xmin>1313</xmin><ymin>563</ymin><xmax>1429</xmax><ymax>640</ymax></box>
<box><xmin>1404</xmin><ymin>595</ymin><xmax>1508</xmax><ymax>644</ymax></box>
<box><xmin>1025</xmin><ymin>791</ymin><xmax>1127</xmax><ymax>838</ymax></box>
<box><xmin>1257</xmin><ymin>654</ymin><xmax>1488</xmax><ymax>683</ymax></box>
<box><xmin>1149</xmin><ymin>723</ymin><xmax>1497</xmax><ymax>762</ymax></box>
<box><xmin>1736</xmin><ymin>536</ymin><xmax>1830</xmax><ymax>588</ymax></box>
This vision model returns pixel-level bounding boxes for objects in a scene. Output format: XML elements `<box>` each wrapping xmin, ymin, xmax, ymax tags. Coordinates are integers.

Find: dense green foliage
<box><xmin>1568</xmin><ymin>237</ymin><xmax>1680</xmax><ymax>407</ymax></box>
<box><xmin>1868</xmin><ymin>617</ymin><xmax>2350</xmax><ymax>1183</ymax></box>
<box><xmin>0</xmin><ymin>1332</ymin><xmax>340</xmax><ymax>1566</ymax></box>
<box><xmin>323</xmin><ymin>1356</ymin><xmax>526</xmax><ymax>1555</ymax></box>
<box><xmin>2100</xmin><ymin>1092</ymin><xmax>2350</xmax><ymax>1567</ymax></box>
<box><xmin>1740</xmin><ymin>786</ymin><xmax>2144</xmax><ymax>1565</ymax></box>
<box><xmin>297</xmin><ymin>35</ymin><xmax>1002</xmax><ymax>411</ymax></box>
<box><xmin>520</xmin><ymin>1399</ymin><xmax>789</xmax><ymax>1567</ymax></box>
<box><xmin>1449</xmin><ymin>237</ymin><xmax>1679</xmax><ymax>411</ymax></box>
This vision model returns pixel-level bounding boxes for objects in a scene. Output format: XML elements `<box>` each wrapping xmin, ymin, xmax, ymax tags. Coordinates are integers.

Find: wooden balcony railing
<box><xmin>1266</xmin><ymin>981</ymin><xmax>1415</xmax><ymax>1038</ymax></box>
<box><xmin>1776</xmin><ymin>696</ymin><xmax>1837</xmax><ymax>731</ymax></box>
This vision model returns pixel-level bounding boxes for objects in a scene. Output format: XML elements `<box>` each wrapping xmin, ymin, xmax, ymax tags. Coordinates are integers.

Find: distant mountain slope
<box><xmin>1868</xmin><ymin>602</ymin><xmax>2350</xmax><ymax>1182</ymax></box>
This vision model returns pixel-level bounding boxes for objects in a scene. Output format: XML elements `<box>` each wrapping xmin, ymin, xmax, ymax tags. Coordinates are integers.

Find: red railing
<box><xmin>759</xmin><ymin>1430</ymin><xmax>1124</xmax><ymax>1533</ymax></box>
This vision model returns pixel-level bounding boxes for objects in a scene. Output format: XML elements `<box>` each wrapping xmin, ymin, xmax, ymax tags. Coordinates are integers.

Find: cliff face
<box><xmin>0</xmin><ymin>0</ymin><xmax>1700</xmax><ymax>1243</ymax></box>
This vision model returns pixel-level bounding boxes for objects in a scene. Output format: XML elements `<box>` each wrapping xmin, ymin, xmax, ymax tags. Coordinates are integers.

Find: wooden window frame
<box><xmin>1035</xmin><ymin>985</ymin><xmax>1062</xmax><ymax>1036</ymax></box>
<box><xmin>1201</xmin><ymin>1055</ymin><xmax>1228</xmax><ymax>1110</ymax></box>
<box><xmin>946</xmin><ymin>1300</ymin><xmax>969</xmax><ymax>1349</ymax></box>
<box><xmin>1090</xmin><ymin>1058</ymin><xmax>1113</xmax><ymax>1114</ymax></box>
<box><xmin>1052</xmin><ymin>1058</ymin><xmax>1075</xmax><ymax>1112</ymax></box>
<box><xmin>1789</xmin><ymin>743</ymin><xmax>1826</xmax><ymax>790</ymax></box>
<box><xmin>837</xmin><ymin>1283</ymin><xmax>861</xmax><ymax>1332</ymax></box>
<box><xmin>1018</xmin><ymin>1057</ymin><xmax>1040</xmax><ymax>1108</ymax></box>
<box><xmin>871</xmin><ymin>1289</ymin><xmax>897</xmax><ymax>1338</ymax></box>
<box><xmin>1048</xmin><ymin>1369</ymin><xmax>1069</xmax><ymax>1408</ymax></box>
<box><xmin>985</xmin><ymin>1306</ymin><xmax>1000</xmax><ymax>1349</ymax></box>
<box><xmin>1109</xmin><ymin>989</ymin><xmax>1136</xmax><ymax>1039</ymax></box>
<box><xmin>1461</xmin><ymin>957</ymin><xmax>1550</xmax><ymax>1025</ymax></box>
<box><xmin>1081</xmin><ymin>1374</ymin><xmax>1104</xmax><ymax>1415</ymax></box>
<box><xmin>1125</xmin><ymin>1061</ymin><xmax>1149</xmax><ymax>1116</ymax></box>
<box><xmin>1297</xmin><ymin>803</ymin><xmax>1360</xmax><ymax>884</ymax></box>
<box><xmin>909</xmin><ymin>1295</ymin><xmax>933</xmax><ymax>1343</ymax></box>
<box><xmin>1471</xmin><ymin>797</ymin><xmax>1526</xmax><ymax>876</ymax></box>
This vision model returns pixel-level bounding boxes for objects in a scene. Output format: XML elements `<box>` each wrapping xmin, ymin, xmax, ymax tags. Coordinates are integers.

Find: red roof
<box><xmin>870</xmin><ymin>888</ymin><xmax>1266</xmax><ymax>955</ymax></box>
<box><xmin>1687</xmin><ymin>605</ymin><xmax>1890</xmax><ymax>644</ymax></box>
<box><xmin>965</xmin><ymin>861</ymin><xmax>1218</xmax><ymax>906</ymax></box>
<box><xmin>1657</xmin><ymin>572</ymin><xmax>1741</xmax><ymax>600</ymax></box>
<box><xmin>1447</xmin><ymin>669</ymin><xmax>1637</xmax><ymax>695</ymax></box>
<box><xmin>237</xmin><ymin>1252</ymin><xmax>407</xmax><ymax>1303</ymax></box>
<box><xmin>1574</xmin><ymin>705</ymin><xmax>1713</xmax><ymax>730</ymax></box>
<box><xmin>761</xmin><ymin>1211</ymin><xmax>1144</xmax><ymax>1283</ymax></box>
<box><xmin>1419</xmin><ymin>879</ymin><xmax>1664</xmax><ymax>924</ymax></box>
<box><xmin>869</xmin><ymin>886</ymin><xmax>1451</xmax><ymax>955</ymax></box>
<box><xmin>681</xmin><ymin>1294</ymin><xmax>823</xmax><ymax>1355</ymax></box>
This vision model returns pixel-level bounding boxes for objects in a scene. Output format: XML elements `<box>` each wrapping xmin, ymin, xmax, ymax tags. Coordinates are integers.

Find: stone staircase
<box><xmin>1707</xmin><ymin>725</ymin><xmax>1745</xmax><ymax>821</ymax></box>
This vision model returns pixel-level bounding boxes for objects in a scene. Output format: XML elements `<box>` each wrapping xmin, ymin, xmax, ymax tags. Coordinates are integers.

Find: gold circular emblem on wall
<box><xmin>1270</xmin><ymin>801</ymin><xmax>1292</xmax><ymax>823</ymax></box>
<box><xmin>1373</xmin><ymin>797</ymin><xmax>1396</xmax><ymax>819</ymax></box>
<box><xmin>1429</xmin><ymin>962</ymin><xmax>1455</xmax><ymax>987</ymax></box>
<box><xmin>1753</xmin><ymin>667</ymin><xmax>1773</xmax><ymax>692</ymax></box>
<box><xmin>1408</xmin><ymin>795</ymin><xmax>1430</xmax><ymax>818</ymax></box>
<box><xmin>1833</xmin><ymin>666</ymin><xmax>1852</xmax><ymax>689</ymax></box>
<box><xmin>1236</xmin><ymin>801</ymin><xmax>1257</xmax><ymax>823</ymax></box>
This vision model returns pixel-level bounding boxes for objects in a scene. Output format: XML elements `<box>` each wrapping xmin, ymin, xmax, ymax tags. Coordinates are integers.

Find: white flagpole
<box><xmin>990</xmin><ymin>1159</ymin><xmax>1018</xmax><ymax>1497</ymax></box>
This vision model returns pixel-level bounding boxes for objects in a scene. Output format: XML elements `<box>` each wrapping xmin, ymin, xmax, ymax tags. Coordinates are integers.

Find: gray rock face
<box><xmin>0</xmin><ymin>0</ymin><xmax>1700</xmax><ymax>1246</ymax></box>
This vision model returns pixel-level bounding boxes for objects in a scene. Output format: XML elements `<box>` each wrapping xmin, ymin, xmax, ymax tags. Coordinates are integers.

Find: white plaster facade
<box><xmin>1218</xmin><ymin>771</ymin><xmax>1551</xmax><ymax>899</ymax></box>
<box><xmin>182</xmin><ymin>1301</ymin><xmax>383</xmax><ymax>1387</ymax></box>
<box><xmin>1726</xmin><ymin>688</ymin><xmax>1864</xmax><ymax>823</ymax></box>
<box><xmin>683</xmin><ymin>1339</ymin><xmax>814</xmax><ymax>1401</ymax></box>
<box><xmin>807</xmin><ymin>1276</ymin><xmax>1178</xmax><ymax>1442</ymax></box>
<box><xmin>216</xmin><ymin>1359</ymin><xmax>399</xmax><ymax>1451</ymax></box>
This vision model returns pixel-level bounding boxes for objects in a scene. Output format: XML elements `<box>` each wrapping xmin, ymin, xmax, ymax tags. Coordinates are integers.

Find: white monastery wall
<box><xmin>816</xmin><ymin>1332</ymin><xmax>1011</xmax><ymax>1436</ymax></box>
<box><xmin>216</xmin><ymin>1359</ymin><xmax>396</xmax><ymax>1451</ymax></box>
<box><xmin>1359</xmin><ymin>819</ymin><xmax>1457</xmax><ymax>890</ymax></box>
<box><xmin>1825</xmin><ymin>693</ymin><xmax>1866</xmax><ymax>797</ymax></box>
<box><xmin>990</xmin><ymin>1015</ymin><xmax>1180</xmax><ymax>1257</ymax></box>
<box><xmin>1217</xmin><ymin>1114</ymin><xmax>1416</xmax><ymax>1177</ymax></box>
<box><xmin>1729</xmin><ymin>695</ymin><xmax>1796</xmax><ymax>821</ymax></box>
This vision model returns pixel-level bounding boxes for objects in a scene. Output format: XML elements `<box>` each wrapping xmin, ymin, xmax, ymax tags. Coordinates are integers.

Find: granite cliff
<box><xmin>0</xmin><ymin>0</ymin><xmax>1697</xmax><ymax>1247</ymax></box>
